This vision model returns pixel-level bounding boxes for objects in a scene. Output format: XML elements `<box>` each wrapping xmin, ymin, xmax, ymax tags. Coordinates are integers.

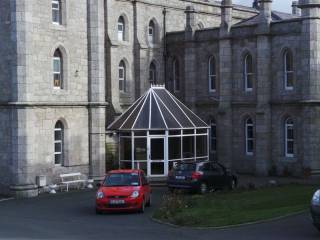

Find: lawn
<box><xmin>153</xmin><ymin>185</ymin><xmax>317</xmax><ymax>227</ymax></box>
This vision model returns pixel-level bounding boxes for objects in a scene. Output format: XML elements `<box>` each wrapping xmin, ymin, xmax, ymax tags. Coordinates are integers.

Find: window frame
<box><xmin>52</xmin><ymin>0</ymin><xmax>61</xmax><ymax>25</ymax></box>
<box><xmin>284</xmin><ymin>50</ymin><xmax>294</xmax><ymax>91</ymax></box>
<box><xmin>119</xmin><ymin>60</ymin><xmax>126</xmax><ymax>92</ymax></box>
<box><xmin>118</xmin><ymin>17</ymin><xmax>125</xmax><ymax>41</ymax></box>
<box><xmin>285</xmin><ymin>118</ymin><xmax>294</xmax><ymax>158</ymax></box>
<box><xmin>208</xmin><ymin>56</ymin><xmax>217</xmax><ymax>92</ymax></box>
<box><xmin>245</xmin><ymin>118</ymin><xmax>254</xmax><ymax>156</ymax></box>
<box><xmin>173</xmin><ymin>59</ymin><xmax>180</xmax><ymax>92</ymax></box>
<box><xmin>148</xmin><ymin>21</ymin><xmax>155</xmax><ymax>44</ymax></box>
<box><xmin>54</xmin><ymin>121</ymin><xmax>64</xmax><ymax>166</ymax></box>
<box><xmin>53</xmin><ymin>50</ymin><xmax>63</xmax><ymax>89</ymax></box>
<box><xmin>244</xmin><ymin>54</ymin><xmax>254</xmax><ymax>92</ymax></box>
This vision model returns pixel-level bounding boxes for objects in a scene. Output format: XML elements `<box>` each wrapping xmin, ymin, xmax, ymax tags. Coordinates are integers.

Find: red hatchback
<box><xmin>95</xmin><ymin>169</ymin><xmax>152</xmax><ymax>214</ymax></box>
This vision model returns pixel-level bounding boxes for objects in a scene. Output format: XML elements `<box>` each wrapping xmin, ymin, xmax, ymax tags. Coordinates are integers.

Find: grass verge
<box><xmin>153</xmin><ymin>185</ymin><xmax>317</xmax><ymax>227</ymax></box>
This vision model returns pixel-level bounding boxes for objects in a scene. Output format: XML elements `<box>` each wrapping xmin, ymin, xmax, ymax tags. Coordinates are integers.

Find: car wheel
<box><xmin>139</xmin><ymin>199</ymin><xmax>145</xmax><ymax>213</ymax></box>
<box><xmin>199</xmin><ymin>182</ymin><xmax>208</xmax><ymax>194</ymax></box>
<box><xmin>146</xmin><ymin>194</ymin><xmax>151</xmax><ymax>207</ymax></box>
<box><xmin>229</xmin><ymin>179</ymin><xmax>236</xmax><ymax>190</ymax></box>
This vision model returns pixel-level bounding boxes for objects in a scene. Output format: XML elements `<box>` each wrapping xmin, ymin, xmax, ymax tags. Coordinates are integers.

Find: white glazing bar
<box><xmin>207</xmin><ymin>129</ymin><xmax>210</xmax><ymax>161</ymax></box>
<box><xmin>118</xmin><ymin>134</ymin><xmax>121</xmax><ymax>169</ymax></box>
<box><xmin>131</xmin><ymin>132</ymin><xmax>135</xmax><ymax>170</ymax></box>
<box><xmin>194</xmin><ymin>129</ymin><xmax>196</xmax><ymax>162</ymax></box>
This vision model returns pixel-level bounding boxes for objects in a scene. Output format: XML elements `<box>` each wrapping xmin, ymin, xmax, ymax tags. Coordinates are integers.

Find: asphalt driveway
<box><xmin>0</xmin><ymin>188</ymin><xmax>318</xmax><ymax>240</ymax></box>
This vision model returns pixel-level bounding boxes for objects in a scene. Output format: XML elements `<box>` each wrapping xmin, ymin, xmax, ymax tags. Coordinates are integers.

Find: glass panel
<box><xmin>134</xmin><ymin>138</ymin><xmax>147</xmax><ymax>160</ymax></box>
<box><xmin>120</xmin><ymin>138</ymin><xmax>132</xmax><ymax>160</ymax></box>
<box><xmin>151</xmin><ymin>162</ymin><xmax>164</xmax><ymax>175</ymax></box>
<box><xmin>183</xmin><ymin>136</ymin><xmax>194</xmax><ymax>158</ymax></box>
<box><xmin>169</xmin><ymin>130</ymin><xmax>181</xmax><ymax>135</ymax></box>
<box><xmin>247</xmin><ymin>74</ymin><xmax>253</xmax><ymax>89</ymax></box>
<box><xmin>55</xmin><ymin>130</ymin><xmax>62</xmax><ymax>140</ymax></box>
<box><xmin>135</xmin><ymin>161</ymin><xmax>147</xmax><ymax>174</ymax></box>
<box><xmin>287</xmin><ymin>127</ymin><xmax>294</xmax><ymax>139</ymax></box>
<box><xmin>55</xmin><ymin>142</ymin><xmax>62</xmax><ymax>153</ymax></box>
<box><xmin>55</xmin><ymin>154</ymin><xmax>62</xmax><ymax>165</ymax></box>
<box><xmin>120</xmin><ymin>161</ymin><xmax>132</xmax><ymax>169</ymax></box>
<box><xmin>150</xmin><ymin>138</ymin><xmax>164</xmax><ymax>160</ymax></box>
<box><xmin>247</xmin><ymin>126</ymin><xmax>253</xmax><ymax>138</ymax></box>
<box><xmin>183</xmin><ymin>129</ymin><xmax>194</xmax><ymax>135</ymax></box>
<box><xmin>247</xmin><ymin>140</ymin><xmax>254</xmax><ymax>153</ymax></box>
<box><xmin>53</xmin><ymin>59</ymin><xmax>60</xmax><ymax>72</ymax></box>
<box><xmin>149</xmin><ymin>131</ymin><xmax>165</xmax><ymax>135</ymax></box>
<box><xmin>196</xmin><ymin>136</ymin><xmax>207</xmax><ymax>157</ymax></box>
<box><xmin>197</xmin><ymin>129</ymin><xmax>207</xmax><ymax>134</ymax></box>
<box><xmin>287</xmin><ymin>141</ymin><xmax>294</xmax><ymax>154</ymax></box>
<box><xmin>286</xmin><ymin>72</ymin><xmax>294</xmax><ymax>87</ymax></box>
<box><xmin>169</xmin><ymin>137</ymin><xmax>181</xmax><ymax>160</ymax></box>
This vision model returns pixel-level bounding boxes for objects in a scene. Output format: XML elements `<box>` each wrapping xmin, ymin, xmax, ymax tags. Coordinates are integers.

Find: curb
<box><xmin>150</xmin><ymin>210</ymin><xmax>308</xmax><ymax>230</ymax></box>
<box><xmin>0</xmin><ymin>198</ymin><xmax>14</xmax><ymax>203</ymax></box>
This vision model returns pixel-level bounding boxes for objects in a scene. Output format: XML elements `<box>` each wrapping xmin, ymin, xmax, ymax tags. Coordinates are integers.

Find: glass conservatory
<box><xmin>108</xmin><ymin>86</ymin><xmax>209</xmax><ymax>177</ymax></box>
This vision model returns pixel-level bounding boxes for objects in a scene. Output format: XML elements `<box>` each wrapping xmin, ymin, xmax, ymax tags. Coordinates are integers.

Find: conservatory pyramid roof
<box><xmin>108</xmin><ymin>85</ymin><xmax>208</xmax><ymax>131</ymax></box>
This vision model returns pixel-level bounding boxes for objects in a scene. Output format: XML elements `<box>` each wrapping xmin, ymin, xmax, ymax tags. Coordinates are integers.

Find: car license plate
<box><xmin>176</xmin><ymin>176</ymin><xmax>185</xmax><ymax>180</ymax></box>
<box><xmin>109</xmin><ymin>199</ymin><xmax>125</xmax><ymax>204</ymax></box>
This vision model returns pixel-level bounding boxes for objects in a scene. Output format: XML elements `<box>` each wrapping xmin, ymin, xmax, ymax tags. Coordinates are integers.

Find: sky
<box><xmin>233</xmin><ymin>0</ymin><xmax>293</xmax><ymax>13</ymax></box>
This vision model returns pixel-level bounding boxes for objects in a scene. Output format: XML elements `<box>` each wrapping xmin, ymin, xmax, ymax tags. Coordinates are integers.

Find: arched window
<box><xmin>245</xmin><ymin>118</ymin><xmax>254</xmax><ymax>155</ymax></box>
<box><xmin>53</xmin><ymin>49</ymin><xmax>63</xmax><ymax>89</ymax></box>
<box><xmin>149</xmin><ymin>62</ymin><xmax>157</xmax><ymax>85</ymax></box>
<box><xmin>208</xmin><ymin>56</ymin><xmax>217</xmax><ymax>92</ymax></box>
<box><xmin>244</xmin><ymin>54</ymin><xmax>253</xmax><ymax>92</ymax></box>
<box><xmin>285</xmin><ymin>118</ymin><xmax>294</xmax><ymax>157</ymax></box>
<box><xmin>118</xmin><ymin>16</ymin><xmax>125</xmax><ymax>41</ymax></box>
<box><xmin>284</xmin><ymin>50</ymin><xmax>294</xmax><ymax>90</ymax></box>
<box><xmin>148</xmin><ymin>21</ymin><xmax>155</xmax><ymax>44</ymax></box>
<box><xmin>54</xmin><ymin>121</ymin><xmax>64</xmax><ymax>165</ymax></box>
<box><xmin>173</xmin><ymin>59</ymin><xmax>180</xmax><ymax>92</ymax></box>
<box><xmin>210</xmin><ymin>119</ymin><xmax>217</xmax><ymax>153</ymax></box>
<box><xmin>119</xmin><ymin>60</ymin><xmax>126</xmax><ymax>92</ymax></box>
<box><xmin>52</xmin><ymin>0</ymin><xmax>62</xmax><ymax>25</ymax></box>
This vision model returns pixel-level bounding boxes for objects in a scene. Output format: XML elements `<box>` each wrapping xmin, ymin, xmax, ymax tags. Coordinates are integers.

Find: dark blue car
<box><xmin>311</xmin><ymin>189</ymin><xmax>320</xmax><ymax>232</ymax></box>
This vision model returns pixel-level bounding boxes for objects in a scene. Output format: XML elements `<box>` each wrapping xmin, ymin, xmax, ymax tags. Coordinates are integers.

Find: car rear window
<box><xmin>174</xmin><ymin>163</ymin><xmax>196</xmax><ymax>171</ymax></box>
<box><xmin>103</xmin><ymin>173</ymin><xmax>140</xmax><ymax>187</ymax></box>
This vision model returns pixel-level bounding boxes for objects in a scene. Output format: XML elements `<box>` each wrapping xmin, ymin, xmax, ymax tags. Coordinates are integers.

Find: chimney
<box><xmin>253</xmin><ymin>0</ymin><xmax>260</xmax><ymax>9</ymax></box>
<box><xmin>185</xmin><ymin>6</ymin><xmax>196</xmax><ymax>40</ymax></box>
<box><xmin>258</xmin><ymin>0</ymin><xmax>272</xmax><ymax>24</ymax></box>
<box><xmin>220</xmin><ymin>0</ymin><xmax>233</xmax><ymax>33</ymax></box>
<box><xmin>292</xmin><ymin>1</ymin><xmax>301</xmax><ymax>15</ymax></box>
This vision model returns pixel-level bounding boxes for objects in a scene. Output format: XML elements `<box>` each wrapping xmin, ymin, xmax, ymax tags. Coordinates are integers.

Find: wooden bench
<box><xmin>59</xmin><ymin>173</ymin><xmax>87</xmax><ymax>192</ymax></box>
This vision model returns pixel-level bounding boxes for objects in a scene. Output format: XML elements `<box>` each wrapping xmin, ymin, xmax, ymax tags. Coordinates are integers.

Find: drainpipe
<box><xmin>163</xmin><ymin>8</ymin><xmax>167</xmax><ymax>88</ymax></box>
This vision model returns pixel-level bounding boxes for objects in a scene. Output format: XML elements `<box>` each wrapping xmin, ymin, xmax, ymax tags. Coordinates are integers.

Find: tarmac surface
<box><xmin>0</xmin><ymin>188</ymin><xmax>318</xmax><ymax>240</ymax></box>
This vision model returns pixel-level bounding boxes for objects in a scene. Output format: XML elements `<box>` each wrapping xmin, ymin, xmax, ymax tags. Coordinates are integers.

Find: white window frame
<box><xmin>285</xmin><ymin>118</ymin><xmax>294</xmax><ymax>158</ymax></box>
<box><xmin>245</xmin><ymin>118</ymin><xmax>254</xmax><ymax>156</ymax></box>
<box><xmin>119</xmin><ymin>61</ymin><xmax>126</xmax><ymax>92</ymax></box>
<box><xmin>53</xmin><ymin>56</ymin><xmax>62</xmax><ymax>89</ymax></box>
<box><xmin>244</xmin><ymin>54</ymin><xmax>253</xmax><ymax>92</ymax></box>
<box><xmin>54</xmin><ymin>122</ymin><xmax>64</xmax><ymax>165</ymax></box>
<box><xmin>52</xmin><ymin>0</ymin><xmax>61</xmax><ymax>25</ymax></box>
<box><xmin>148</xmin><ymin>22</ymin><xmax>155</xmax><ymax>44</ymax></box>
<box><xmin>284</xmin><ymin>50</ymin><xmax>294</xmax><ymax>91</ymax></box>
<box><xmin>173</xmin><ymin>59</ymin><xmax>180</xmax><ymax>92</ymax></box>
<box><xmin>208</xmin><ymin>56</ymin><xmax>216</xmax><ymax>92</ymax></box>
<box><xmin>118</xmin><ymin>17</ymin><xmax>125</xmax><ymax>41</ymax></box>
<box><xmin>210</xmin><ymin>120</ymin><xmax>217</xmax><ymax>153</ymax></box>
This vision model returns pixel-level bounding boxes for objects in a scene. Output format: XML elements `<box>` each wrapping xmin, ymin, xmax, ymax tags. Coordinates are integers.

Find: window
<box><xmin>244</xmin><ymin>54</ymin><xmax>253</xmax><ymax>92</ymax></box>
<box><xmin>118</xmin><ymin>16</ymin><xmax>125</xmax><ymax>41</ymax></box>
<box><xmin>54</xmin><ymin>121</ymin><xmax>64</xmax><ymax>165</ymax></box>
<box><xmin>285</xmin><ymin>118</ymin><xmax>294</xmax><ymax>157</ymax></box>
<box><xmin>149</xmin><ymin>62</ymin><xmax>157</xmax><ymax>85</ymax></box>
<box><xmin>52</xmin><ymin>0</ymin><xmax>61</xmax><ymax>25</ymax></box>
<box><xmin>119</xmin><ymin>60</ymin><xmax>126</xmax><ymax>92</ymax></box>
<box><xmin>148</xmin><ymin>21</ymin><xmax>155</xmax><ymax>44</ymax></box>
<box><xmin>245</xmin><ymin>118</ymin><xmax>254</xmax><ymax>155</ymax></box>
<box><xmin>53</xmin><ymin>49</ymin><xmax>63</xmax><ymax>89</ymax></box>
<box><xmin>284</xmin><ymin>50</ymin><xmax>294</xmax><ymax>90</ymax></box>
<box><xmin>208</xmin><ymin>56</ymin><xmax>217</xmax><ymax>92</ymax></box>
<box><xmin>210</xmin><ymin>119</ymin><xmax>217</xmax><ymax>153</ymax></box>
<box><xmin>173</xmin><ymin>59</ymin><xmax>180</xmax><ymax>92</ymax></box>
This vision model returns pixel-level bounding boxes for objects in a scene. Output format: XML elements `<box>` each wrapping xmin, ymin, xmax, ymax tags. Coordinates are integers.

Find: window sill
<box><xmin>280</xmin><ymin>156</ymin><xmax>297</xmax><ymax>162</ymax></box>
<box><xmin>50</xmin><ymin>24</ymin><xmax>67</xmax><ymax>31</ymax></box>
<box><xmin>116</xmin><ymin>41</ymin><xmax>131</xmax><ymax>47</ymax></box>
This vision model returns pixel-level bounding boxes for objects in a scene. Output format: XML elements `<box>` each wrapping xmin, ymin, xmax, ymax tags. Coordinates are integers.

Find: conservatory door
<box><xmin>148</xmin><ymin>137</ymin><xmax>167</xmax><ymax>177</ymax></box>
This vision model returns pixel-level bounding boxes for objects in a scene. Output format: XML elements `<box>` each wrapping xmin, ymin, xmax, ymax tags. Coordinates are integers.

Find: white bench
<box><xmin>60</xmin><ymin>173</ymin><xmax>87</xmax><ymax>192</ymax></box>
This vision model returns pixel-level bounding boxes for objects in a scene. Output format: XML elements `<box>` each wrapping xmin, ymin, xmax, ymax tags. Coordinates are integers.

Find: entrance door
<box><xmin>148</xmin><ymin>137</ymin><xmax>167</xmax><ymax>177</ymax></box>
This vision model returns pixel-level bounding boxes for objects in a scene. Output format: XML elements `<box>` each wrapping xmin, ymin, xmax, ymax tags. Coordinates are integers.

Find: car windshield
<box><xmin>103</xmin><ymin>173</ymin><xmax>140</xmax><ymax>187</ymax></box>
<box><xmin>174</xmin><ymin>163</ymin><xmax>196</xmax><ymax>171</ymax></box>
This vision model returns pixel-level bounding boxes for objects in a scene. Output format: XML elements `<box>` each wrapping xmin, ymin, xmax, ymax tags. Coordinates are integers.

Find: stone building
<box><xmin>166</xmin><ymin>0</ymin><xmax>320</xmax><ymax>177</ymax></box>
<box><xmin>0</xmin><ymin>0</ymin><xmax>317</xmax><ymax>196</ymax></box>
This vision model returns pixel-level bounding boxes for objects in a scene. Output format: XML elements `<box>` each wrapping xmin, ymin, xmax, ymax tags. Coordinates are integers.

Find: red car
<box><xmin>95</xmin><ymin>169</ymin><xmax>152</xmax><ymax>214</ymax></box>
